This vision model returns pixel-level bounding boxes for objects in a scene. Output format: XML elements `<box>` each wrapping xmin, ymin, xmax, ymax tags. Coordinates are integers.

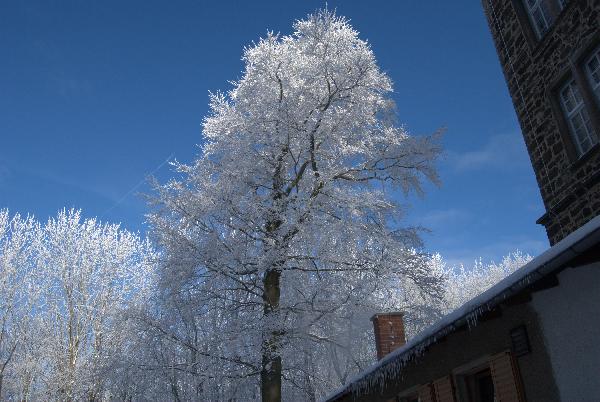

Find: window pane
<box><xmin>559</xmin><ymin>79</ymin><xmax>598</xmax><ymax>156</ymax></box>
<box><xmin>540</xmin><ymin>1</ymin><xmax>554</xmax><ymax>25</ymax></box>
<box><xmin>587</xmin><ymin>58</ymin><xmax>600</xmax><ymax>84</ymax></box>
<box><xmin>585</xmin><ymin>48</ymin><xmax>600</xmax><ymax>101</ymax></box>
<box><xmin>571</xmin><ymin>113</ymin><xmax>589</xmax><ymax>148</ymax></box>
<box><xmin>579</xmin><ymin>111</ymin><xmax>595</xmax><ymax>153</ymax></box>
<box><xmin>533</xmin><ymin>10</ymin><xmax>549</xmax><ymax>35</ymax></box>
<box><xmin>560</xmin><ymin>85</ymin><xmax>575</xmax><ymax>113</ymax></box>
<box><xmin>572</xmin><ymin>82</ymin><xmax>582</xmax><ymax>103</ymax></box>
<box><xmin>524</xmin><ymin>0</ymin><xmax>553</xmax><ymax>38</ymax></box>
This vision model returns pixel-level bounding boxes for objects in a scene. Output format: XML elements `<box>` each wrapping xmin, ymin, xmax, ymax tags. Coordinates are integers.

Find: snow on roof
<box><xmin>324</xmin><ymin>214</ymin><xmax>600</xmax><ymax>401</ymax></box>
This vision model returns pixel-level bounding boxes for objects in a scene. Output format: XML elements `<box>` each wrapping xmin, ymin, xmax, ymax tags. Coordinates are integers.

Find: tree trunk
<box><xmin>261</xmin><ymin>268</ymin><xmax>282</xmax><ymax>402</ymax></box>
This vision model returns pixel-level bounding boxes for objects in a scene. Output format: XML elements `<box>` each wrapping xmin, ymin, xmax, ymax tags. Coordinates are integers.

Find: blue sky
<box><xmin>0</xmin><ymin>1</ymin><xmax>548</xmax><ymax>266</ymax></box>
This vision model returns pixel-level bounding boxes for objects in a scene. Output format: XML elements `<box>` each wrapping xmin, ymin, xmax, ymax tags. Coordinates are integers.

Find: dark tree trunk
<box><xmin>261</xmin><ymin>268</ymin><xmax>282</xmax><ymax>402</ymax></box>
<box><xmin>261</xmin><ymin>144</ymin><xmax>288</xmax><ymax>402</ymax></box>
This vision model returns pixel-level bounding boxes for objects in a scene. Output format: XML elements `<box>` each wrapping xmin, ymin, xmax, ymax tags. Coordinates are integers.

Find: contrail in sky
<box><xmin>100</xmin><ymin>152</ymin><xmax>175</xmax><ymax>219</ymax></box>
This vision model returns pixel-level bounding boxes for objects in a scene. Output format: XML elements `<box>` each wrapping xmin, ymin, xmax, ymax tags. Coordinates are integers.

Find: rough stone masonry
<box><xmin>482</xmin><ymin>0</ymin><xmax>600</xmax><ymax>245</ymax></box>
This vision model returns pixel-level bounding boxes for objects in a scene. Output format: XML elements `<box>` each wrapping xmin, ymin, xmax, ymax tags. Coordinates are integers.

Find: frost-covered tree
<box><xmin>439</xmin><ymin>251</ymin><xmax>532</xmax><ymax>313</ymax></box>
<box><xmin>0</xmin><ymin>209</ymin><xmax>156</xmax><ymax>400</ymax></box>
<box><xmin>0</xmin><ymin>210</ymin><xmax>38</xmax><ymax>399</ymax></box>
<box><xmin>150</xmin><ymin>10</ymin><xmax>443</xmax><ymax>401</ymax></box>
<box><xmin>0</xmin><ymin>207</ymin><xmax>532</xmax><ymax>400</ymax></box>
<box><xmin>31</xmin><ymin>209</ymin><xmax>155</xmax><ymax>400</ymax></box>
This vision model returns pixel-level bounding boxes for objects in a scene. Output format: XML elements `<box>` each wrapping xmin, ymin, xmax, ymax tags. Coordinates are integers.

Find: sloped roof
<box><xmin>325</xmin><ymin>215</ymin><xmax>600</xmax><ymax>401</ymax></box>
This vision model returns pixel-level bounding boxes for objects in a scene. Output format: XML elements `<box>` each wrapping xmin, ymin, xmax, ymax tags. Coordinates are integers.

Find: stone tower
<box><xmin>482</xmin><ymin>0</ymin><xmax>600</xmax><ymax>245</ymax></box>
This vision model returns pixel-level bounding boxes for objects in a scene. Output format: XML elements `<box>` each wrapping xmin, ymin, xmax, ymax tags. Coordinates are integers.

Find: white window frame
<box><xmin>559</xmin><ymin>79</ymin><xmax>598</xmax><ymax>156</ymax></box>
<box><xmin>524</xmin><ymin>0</ymin><xmax>554</xmax><ymax>39</ymax></box>
<box><xmin>585</xmin><ymin>46</ymin><xmax>600</xmax><ymax>102</ymax></box>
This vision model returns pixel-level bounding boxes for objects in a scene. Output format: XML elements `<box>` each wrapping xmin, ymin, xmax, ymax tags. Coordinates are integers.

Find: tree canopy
<box><xmin>150</xmin><ymin>9</ymin><xmax>443</xmax><ymax>401</ymax></box>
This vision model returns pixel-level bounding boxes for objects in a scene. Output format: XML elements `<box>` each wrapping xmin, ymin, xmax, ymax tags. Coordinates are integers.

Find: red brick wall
<box><xmin>371</xmin><ymin>312</ymin><xmax>406</xmax><ymax>360</ymax></box>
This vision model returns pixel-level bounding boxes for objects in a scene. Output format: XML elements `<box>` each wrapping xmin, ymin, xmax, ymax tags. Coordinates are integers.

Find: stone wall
<box><xmin>481</xmin><ymin>0</ymin><xmax>600</xmax><ymax>244</ymax></box>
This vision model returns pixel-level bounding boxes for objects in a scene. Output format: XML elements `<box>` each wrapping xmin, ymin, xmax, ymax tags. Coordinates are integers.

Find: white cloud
<box><xmin>447</xmin><ymin>133</ymin><xmax>530</xmax><ymax>172</ymax></box>
<box><xmin>418</xmin><ymin>208</ymin><xmax>469</xmax><ymax>228</ymax></box>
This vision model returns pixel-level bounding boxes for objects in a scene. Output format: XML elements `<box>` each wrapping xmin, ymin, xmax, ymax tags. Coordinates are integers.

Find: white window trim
<box><xmin>559</xmin><ymin>79</ymin><xmax>598</xmax><ymax>156</ymax></box>
<box><xmin>585</xmin><ymin>47</ymin><xmax>600</xmax><ymax>102</ymax></box>
<box><xmin>524</xmin><ymin>0</ymin><xmax>553</xmax><ymax>39</ymax></box>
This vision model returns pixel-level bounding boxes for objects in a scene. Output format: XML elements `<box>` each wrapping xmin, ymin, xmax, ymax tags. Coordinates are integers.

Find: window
<box><xmin>523</xmin><ymin>0</ymin><xmax>569</xmax><ymax>39</ymax></box>
<box><xmin>463</xmin><ymin>368</ymin><xmax>495</xmax><ymax>402</ymax></box>
<box><xmin>559</xmin><ymin>79</ymin><xmax>598</xmax><ymax>156</ymax></box>
<box><xmin>456</xmin><ymin>365</ymin><xmax>496</xmax><ymax>402</ymax></box>
<box><xmin>454</xmin><ymin>352</ymin><xmax>524</xmax><ymax>402</ymax></box>
<box><xmin>396</xmin><ymin>386</ymin><xmax>424</xmax><ymax>402</ymax></box>
<box><xmin>549</xmin><ymin>43</ymin><xmax>600</xmax><ymax>161</ymax></box>
<box><xmin>524</xmin><ymin>0</ymin><xmax>554</xmax><ymax>38</ymax></box>
<box><xmin>585</xmin><ymin>47</ymin><xmax>600</xmax><ymax>101</ymax></box>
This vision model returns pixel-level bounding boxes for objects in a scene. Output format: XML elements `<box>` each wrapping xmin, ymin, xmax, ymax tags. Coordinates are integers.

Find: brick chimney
<box><xmin>371</xmin><ymin>312</ymin><xmax>406</xmax><ymax>360</ymax></box>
